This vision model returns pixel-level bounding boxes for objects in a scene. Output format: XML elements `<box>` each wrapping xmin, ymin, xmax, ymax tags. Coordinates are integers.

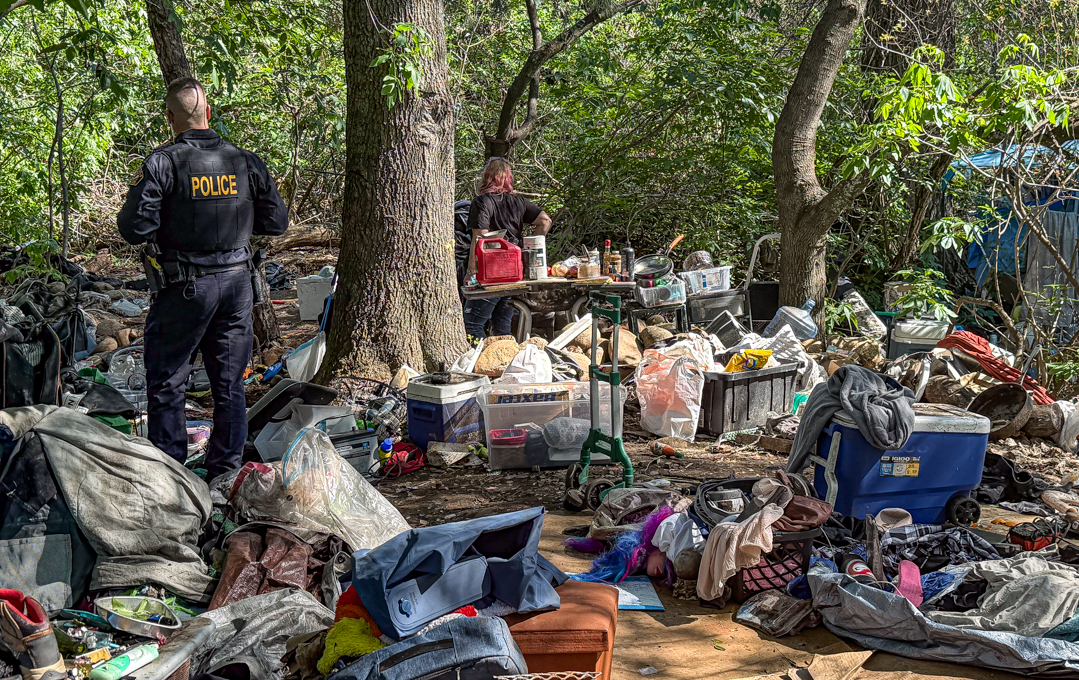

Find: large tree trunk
<box><xmin>773</xmin><ymin>0</ymin><xmax>869</xmax><ymax>313</ymax></box>
<box><xmin>146</xmin><ymin>0</ymin><xmax>192</xmax><ymax>84</ymax></box>
<box><xmin>317</xmin><ymin>0</ymin><xmax>467</xmax><ymax>383</ymax></box>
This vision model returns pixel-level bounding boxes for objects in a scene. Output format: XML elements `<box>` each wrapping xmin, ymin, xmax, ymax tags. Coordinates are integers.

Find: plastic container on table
<box><xmin>812</xmin><ymin>403</ymin><xmax>990</xmax><ymax>524</ymax></box>
<box><xmin>679</xmin><ymin>266</ymin><xmax>732</xmax><ymax>295</ymax></box>
<box><xmin>887</xmin><ymin>317</ymin><xmax>950</xmax><ymax>359</ymax></box>
<box><xmin>406</xmin><ymin>372</ymin><xmax>491</xmax><ymax>449</ymax></box>
<box><xmin>699</xmin><ymin>353</ymin><xmax>798</xmax><ymax>435</ymax></box>
<box><xmin>634</xmin><ymin>279</ymin><xmax>686</xmax><ymax>309</ymax></box>
<box><xmin>478</xmin><ymin>381</ymin><xmax>627</xmax><ymax>469</ymax></box>
<box><xmin>762</xmin><ymin>300</ymin><xmax>817</xmax><ymax>340</ymax></box>
<box><xmin>475</xmin><ymin>238</ymin><xmax>523</xmax><ymax>285</ymax></box>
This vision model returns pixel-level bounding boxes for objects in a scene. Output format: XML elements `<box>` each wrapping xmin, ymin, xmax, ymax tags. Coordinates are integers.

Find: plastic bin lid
<box><xmin>831</xmin><ymin>402</ymin><xmax>989</xmax><ymax>434</ymax></box>
<box><xmin>892</xmin><ymin>318</ymin><xmax>950</xmax><ymax>343</ymax></box>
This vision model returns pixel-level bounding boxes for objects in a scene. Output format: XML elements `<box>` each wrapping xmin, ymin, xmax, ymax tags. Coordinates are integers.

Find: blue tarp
<box><xmin>351</xmin><ymin>507</ymin><xmax>567</xmax><ymax>638</ymax></box>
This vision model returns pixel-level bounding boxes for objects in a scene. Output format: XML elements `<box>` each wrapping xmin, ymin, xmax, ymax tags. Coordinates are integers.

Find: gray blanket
<box><xmin>787</xmin><ymin>365</ymin><xmax>915</xmax><ymax>473</ymax></box>
<box><xmin>0</xmin><ymin>406</ymin><xmax>215</xmax><ymax>601</ymax></box>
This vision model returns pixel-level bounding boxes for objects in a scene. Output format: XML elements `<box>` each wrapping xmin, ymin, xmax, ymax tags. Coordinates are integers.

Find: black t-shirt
<box><xmin>467</xmin><ymin>192</ymin><xmax>542</xmax><ymax>245</ymax></box>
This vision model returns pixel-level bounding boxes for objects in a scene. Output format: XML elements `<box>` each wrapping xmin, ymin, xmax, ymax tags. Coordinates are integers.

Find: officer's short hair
<box><xmin>165</xmin><ymin>77</ymin><xmax>207</xmax><ymax>125</ymax></box>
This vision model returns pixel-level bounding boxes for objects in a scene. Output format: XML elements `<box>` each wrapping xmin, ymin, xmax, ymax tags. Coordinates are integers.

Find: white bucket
<box><xmin>523</xmin><ymin>235</ymin><xmax>547</xmax><ymax>279</ymax></box>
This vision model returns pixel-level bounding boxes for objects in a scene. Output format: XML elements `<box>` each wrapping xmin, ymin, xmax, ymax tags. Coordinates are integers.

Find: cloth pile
<box><xmin>787</xmin><ymin>365</ymin><xmax>916</xmax><ymax>473</ymax></box>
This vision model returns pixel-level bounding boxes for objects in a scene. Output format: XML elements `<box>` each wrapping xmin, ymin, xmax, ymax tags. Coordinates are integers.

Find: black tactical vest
<box><xmin>157</xmin><ymin>140</ymin><xmax>254</xmax><ymax>254</ymax></box>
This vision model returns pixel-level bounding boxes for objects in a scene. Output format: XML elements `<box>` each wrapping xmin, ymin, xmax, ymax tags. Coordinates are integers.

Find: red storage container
<box><xmin>476</xmin><ymin>238</ymin><xmax>523</xmax><ymax>284</ymax></box>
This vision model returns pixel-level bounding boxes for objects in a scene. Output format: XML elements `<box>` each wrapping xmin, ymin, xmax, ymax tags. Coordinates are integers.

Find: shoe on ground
<box><xmin>0</xmin><ymin>590</ymin><xmax>65</xmax><ymax>680</ymax></box>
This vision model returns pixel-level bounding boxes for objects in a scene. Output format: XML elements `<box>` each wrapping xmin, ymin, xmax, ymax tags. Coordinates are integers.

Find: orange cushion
<box><xmin>505</xmin><ymin>580</ymin><xmax>618</xmax><ymax>655</ymax></box>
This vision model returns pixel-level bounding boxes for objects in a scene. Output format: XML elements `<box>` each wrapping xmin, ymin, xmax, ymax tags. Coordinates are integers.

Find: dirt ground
<box><xmin>56</xmin><ymin>244</ymin><xmax>1063</xmax><ymax>680</ymax></box>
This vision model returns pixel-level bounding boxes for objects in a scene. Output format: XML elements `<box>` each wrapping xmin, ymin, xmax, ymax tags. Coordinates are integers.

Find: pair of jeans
<box><xmin>145</xmin><ymin>269</ymin><xmax>253</xmax><ymax>479</ymax></box>
<box><xmin>463</xmin><ymin>296</ymin><xmax>515</xmax><ymax>341</ymax></box>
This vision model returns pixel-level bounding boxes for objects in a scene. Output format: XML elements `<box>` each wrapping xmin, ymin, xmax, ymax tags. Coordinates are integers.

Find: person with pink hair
<box><xmin>463</xmin><ymin>157</ymin><xmax>552</xmax><ymax>340</ymax></box>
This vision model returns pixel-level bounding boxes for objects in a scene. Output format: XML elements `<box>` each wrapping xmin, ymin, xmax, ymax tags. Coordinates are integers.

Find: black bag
<box><xmin>2</xmin><ymin>302</ymin><xmax>62</xmax><ymax>408</ymax></box>
<box><xmin>333</xmin><ymin>616</ymin><xmax>527</xmax><ymax>680</ymax></box>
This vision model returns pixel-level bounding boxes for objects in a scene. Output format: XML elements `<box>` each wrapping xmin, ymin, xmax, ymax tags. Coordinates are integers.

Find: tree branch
<box><xmin>0</xmin><ymin>0</ymin><xmax>27</xmax><ymax>22</ymax></box>
<box><xmin>491</xmin><ymin>0</ymin><xmax>644</xmax><ymax>151</ymax></box>
<box><xmin>805</xmin><ymin>170</ymin><xmax>872</xmax><ymax>230</ymax></box>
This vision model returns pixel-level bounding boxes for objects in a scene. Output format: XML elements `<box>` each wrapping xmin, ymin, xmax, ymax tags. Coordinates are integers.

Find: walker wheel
<box><xmin>565</xmin><ymin>463</ymin><xmax>584</xmax><ymax>491</ymax></box>
<box><xmin>946</xmin><ymin>496</ymin><xmax>981</xmax><ymax>526</ymax></box>
<box><xmin>583</xmin><ymin>479</ymin><xmax>614</xmax><ymax>511</ymax></box>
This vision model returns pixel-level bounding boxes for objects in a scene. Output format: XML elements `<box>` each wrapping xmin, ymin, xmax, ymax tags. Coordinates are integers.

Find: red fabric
<box><xmin>0</xmin><ymin>590</ymin><xmax>46</xmax><ymax>625</ymax></box>
<box><xmin>334</xmin><ymin>586</ymin><xmax>382</xmax><ymax>637</ymax></box>
<box><xmin>937</xmin><ymin>331</ymin><xmax>1054</xmax><ymax>405</ymax></box>
<box><xmin>452</xmin><ymin>605</ymin><xmax>477</xmax><ymax>617</ymax></box>
<box><xmin>381</xmin><ymin>443</ymin><xmax>427</xmax><ymax>478</ymax></box>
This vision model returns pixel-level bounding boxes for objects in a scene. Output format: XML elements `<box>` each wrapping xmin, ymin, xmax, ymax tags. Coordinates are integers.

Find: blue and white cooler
<box><xmin>810</xmin><ymin>402</ymin><xmax>990</xmax><ymax>524</ymax></box>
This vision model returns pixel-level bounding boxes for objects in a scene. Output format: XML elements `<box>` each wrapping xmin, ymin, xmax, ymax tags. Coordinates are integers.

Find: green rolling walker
<box><xmin>564</xmin><ymin>291</ymin><xmax>634</xmax><ymax>512</ymax></box>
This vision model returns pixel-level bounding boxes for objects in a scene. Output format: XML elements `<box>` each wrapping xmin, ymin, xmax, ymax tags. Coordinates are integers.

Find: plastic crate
<box><xmin>679</xmin><ymin>266</ymin><xmax>732</xmax><ymax>294</ymax></box>
<box><xmin>699</xmin><ymin>354</ymin><xmax>798</xmax><ymax>435</ymax></box>
<box><xmin>730</xmin><ymin>528</ymin><xmax>820</xmax><ymax>603</ymax></box>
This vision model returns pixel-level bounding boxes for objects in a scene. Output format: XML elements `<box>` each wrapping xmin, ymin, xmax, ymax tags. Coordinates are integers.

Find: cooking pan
<box><xmin>967</xmin><ymin>346</ymin><xmax>1039</xmax><ymax>440</ymax></box>
<box><xmin>632</xmin><ymin>234</ymin><xmax>684</xmax><ymax>288</ymax></box>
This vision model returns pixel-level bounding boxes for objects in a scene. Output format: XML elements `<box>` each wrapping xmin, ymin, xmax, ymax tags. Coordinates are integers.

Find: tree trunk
<box><xmin>317</xmin><ymin>0</ymin><xmax>467</xmax><ymax>383</ymax></box>
<box><xmin>773</xmin><ymin>0</ymin><xmax>869</xmax><ymax>314</ymax></box>
<box><xmin>146</xmin><ymin>0</ymin><xmax>192</xmax><ymax>85</ymax></box>
<box><xmin>891</xmin><ymin>153</ymin><xmax>953</xmax><ymax>269</ymax></box>
<box><xmin>251</xmin><ymin>267</ymin><xmax>280</xmax><ymax>349</ymax></box>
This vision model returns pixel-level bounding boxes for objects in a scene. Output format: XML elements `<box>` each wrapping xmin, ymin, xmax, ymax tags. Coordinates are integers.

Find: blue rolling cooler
<box><xmin>811</xmin><ymin>403</ymin><xmax>990</xmax><ymax>524</ymax></box>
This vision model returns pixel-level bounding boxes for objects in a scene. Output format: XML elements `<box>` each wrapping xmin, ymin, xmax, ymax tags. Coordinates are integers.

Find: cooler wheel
<box><xmin>946</xmin><ymin>496</ymin><xmax>981</xmax><ymax>526</ymax></box>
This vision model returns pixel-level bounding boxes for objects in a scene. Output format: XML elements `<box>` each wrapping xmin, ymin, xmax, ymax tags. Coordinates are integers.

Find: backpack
<box><xmin>333</xmin><ymin>616</ymin><xmax>527</xmax><ymax>680</ymax></box>
<box><xmin>2</xmin><ymin>302</ymin><xmax>61</xmax><ymax>408</ymax></box>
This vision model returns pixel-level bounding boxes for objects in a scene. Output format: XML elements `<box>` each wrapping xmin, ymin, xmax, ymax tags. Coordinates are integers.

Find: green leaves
<box><xmin>370</xmin><ymin>22</ymin><xmax>432</xmax><ymax>109</ymax></box>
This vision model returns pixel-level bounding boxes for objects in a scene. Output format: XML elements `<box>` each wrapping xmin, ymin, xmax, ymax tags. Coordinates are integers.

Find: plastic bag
<box><xmin>1056</xmin><ymin>400</ymin><xmax>1079</xmax><ymax>453</ymax></box>
<box><xmin>286</xmin><ymin>332</ymin><xmax>326</xmax><ymax>382</ymax></box>
<box><xmin>495</xmin><ymin>344</ymin><xmax>553</xmax><ymax>384</ymax></box>
<box><xmin>635</xmin><ymin>349</ymin><xmax>705</xmax><ymax>441</ymax></box>
<box><xmin>249</xmin><ymin>430</ymin><xmax>411</xmax><ymax>550</ymax></box>
<box><xmin>543</xmin><ymin>416</ymin><xmax>607</xmax><ymax>449</ymax></box>
<box><xmin>450</xmin><ymin>345</ymin><xmax>481</xmax><ymax>374</ymax></box>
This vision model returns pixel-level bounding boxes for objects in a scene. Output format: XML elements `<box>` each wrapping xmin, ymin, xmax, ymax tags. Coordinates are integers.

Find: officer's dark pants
<box><xmin>145</xmin><ymin>270</ymin><xmax>252</xmax><ymax>480</ymax></box>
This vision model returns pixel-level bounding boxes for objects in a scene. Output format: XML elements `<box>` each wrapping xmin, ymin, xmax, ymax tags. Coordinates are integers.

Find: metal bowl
<box><xmin>94</xmin><ymin>596</ymin><xmax>182</xmax><ymax>640</ymax></box>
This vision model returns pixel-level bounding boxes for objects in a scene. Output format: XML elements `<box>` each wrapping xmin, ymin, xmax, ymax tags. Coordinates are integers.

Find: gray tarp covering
<box><xmin>0</xmin><ymin>405</ymin><xmax>215</xmax><ymax>601</ymax></box>
<box><xmin>810</xmin><ymin>571</ymin><xmax>1079</xmax><ymax>678</ymax></box>
<box><xmin>193</xmin><ymin>588</ymin><xmax>335</xmax><ymax>680</ymax></box>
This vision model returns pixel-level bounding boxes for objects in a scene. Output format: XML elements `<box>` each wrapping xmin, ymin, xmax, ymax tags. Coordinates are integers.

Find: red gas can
<box><xmin>475</xmin><ymin>238</ymin><xmax>523</xmax><ymax>284</ymax></box>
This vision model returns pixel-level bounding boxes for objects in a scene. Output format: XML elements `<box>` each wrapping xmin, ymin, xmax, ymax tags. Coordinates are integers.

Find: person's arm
<box><xmin>466</xmin><ymin>199</ymin><xmax>490</xmax><ymax>275</ymax></box>
<box><xmin>247</xmin><ymin>151</ymin><xmax>289</xmax><ymax>236</ymax></box>
<box><xmin>531</xmin><ymin>211</ymin><xmax>552</xmax><ymax>235</ymax></box>
<box><xmin>117</xmin><ymin>154</ymin><xmax>172</xmax><ymax>245</ymax></box>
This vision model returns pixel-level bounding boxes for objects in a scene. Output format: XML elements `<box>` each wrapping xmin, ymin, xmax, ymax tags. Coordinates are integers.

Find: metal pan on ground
<box><xmin>967</xmin><ymin>346</ymin><xmax>1039</xmax><ymax>441</ymax></box>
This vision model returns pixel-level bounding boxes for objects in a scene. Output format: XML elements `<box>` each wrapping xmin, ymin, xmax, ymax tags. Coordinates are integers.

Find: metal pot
<box><xmin>967</xmin><ymin>347</ymin><xmax>1039</xmax><ymax>441</ymax></box>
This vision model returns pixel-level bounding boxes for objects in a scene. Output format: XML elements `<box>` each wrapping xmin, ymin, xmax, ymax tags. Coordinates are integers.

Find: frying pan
<box><xmin>967</xmin><ymin>346</ymin><xmax>1039</xmax><ymax>440</ymax></box>
<box><xmin>632</xmin><ymin>235</ymin><xmax>684</xmax><ymax>287</ymax></box>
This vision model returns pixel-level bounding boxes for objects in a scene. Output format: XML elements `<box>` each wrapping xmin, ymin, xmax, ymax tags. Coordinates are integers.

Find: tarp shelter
<box><xmin>947</xmin><ymin>144</ymin><xmax>1079</xmax><ymax>289</ymax></box>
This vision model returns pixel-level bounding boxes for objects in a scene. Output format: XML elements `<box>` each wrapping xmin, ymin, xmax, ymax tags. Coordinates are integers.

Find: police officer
<box><xmin>118</xmin><ymin>77</ymin><xmax>288</xmax><ymax>480</ymax></box>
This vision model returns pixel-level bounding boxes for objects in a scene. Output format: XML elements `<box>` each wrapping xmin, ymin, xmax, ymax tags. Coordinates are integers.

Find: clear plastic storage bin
<box><xmin>679</xmin><ymin>266</ymin><xmax>732</xmax><ymax>294</ymax></box>
<box><xmin>477</xmin><ymin>382</ymin><xmax>627</xmax><ymax>469</ymax></box>
<box><xmin>634</xmin><ymin>279</ymin><xmax>686</xmax><ymax>308</ymax></box>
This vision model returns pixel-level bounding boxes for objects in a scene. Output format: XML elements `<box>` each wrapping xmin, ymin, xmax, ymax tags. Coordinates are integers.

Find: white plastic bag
<box><xmin>286</xmin><ymin>332</ymin><xmax>326</xmax><ymax>382</ymax></box>
<box><xmin>495</xmin><ymin>344</ymin><xmax>553</xmax><ymax>384</ymax></box>
<box><xmin>635</xmin><ymin>349</ymin><xmax>705</xmax><ymax>441</ymax></box>
<box><xmin>1057</xmin><ymin>400</ymin><xmax>1079</xmax><ymax>453</ymax></box>
<box><xmin>450</xmin><ymin>346</ymin><xmax>482</xmax><ymax>374</ymax></box>
<box><xmin>280</xmin><ymin>429</ymin><xmax>411</xmax><ymax>550</ymax></box>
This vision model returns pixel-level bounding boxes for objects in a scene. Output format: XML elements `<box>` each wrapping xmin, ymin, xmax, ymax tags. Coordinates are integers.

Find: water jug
<box><xmin>763</xmin><ymin>299</ymin><xmax>817</xmax><ymax>340</ymax></box>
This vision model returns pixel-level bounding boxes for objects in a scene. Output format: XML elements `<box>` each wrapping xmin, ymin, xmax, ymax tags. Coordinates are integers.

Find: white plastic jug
<box><xmin>763</xmin><ymin>299</ymin><xmax>817</xmax><ymax>340</ymax></box>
